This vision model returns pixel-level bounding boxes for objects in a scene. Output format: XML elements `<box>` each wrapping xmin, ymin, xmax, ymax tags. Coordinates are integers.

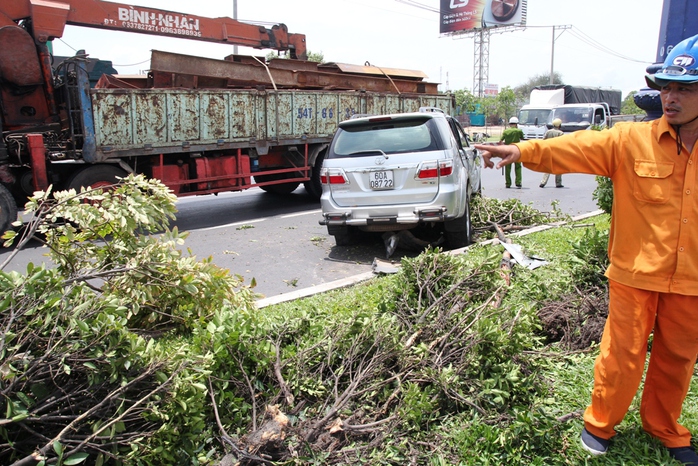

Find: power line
<box><xmin>566</xmin><ymin>27</ymin><xmax>652</xmax><ymax>63</ymax></box>
<box><xmin>394</xmin><ymin>0</ymin><xmax>439</xmax><ymax>14</ymax></box>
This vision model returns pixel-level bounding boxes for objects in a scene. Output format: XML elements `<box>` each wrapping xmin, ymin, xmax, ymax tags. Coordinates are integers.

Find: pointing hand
<box><xmin>473</xmin><ymin>144</ymin><xmax>522</xmax><ymax>169</ymax></box>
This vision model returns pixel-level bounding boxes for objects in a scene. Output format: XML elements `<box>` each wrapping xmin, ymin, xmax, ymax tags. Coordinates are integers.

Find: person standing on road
<box><xmin>539</xmin><ymin>118</ymin><xmax>565</xmax><ymax>188</ymax></box>
<box><xmin>500</xmin><ymin>116</ymin><xmax>525</xmax><ymax>188</ymax></box>
<box><xmin>474</xmin><ymin>33</ymin><xmax>698</xmax><ymax>466</ymax></box>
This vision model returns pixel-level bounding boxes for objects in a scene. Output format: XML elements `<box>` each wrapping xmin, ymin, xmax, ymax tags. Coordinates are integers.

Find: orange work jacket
<box><xmin>515</xmin><ymin>117</ymin><xmax>698</xmax><ymax>295</ymax></box>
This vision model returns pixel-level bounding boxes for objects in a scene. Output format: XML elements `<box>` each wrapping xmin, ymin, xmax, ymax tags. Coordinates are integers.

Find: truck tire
<box><xmin>254</xmin><ymin>173</ymin><xmax>300</xmax><ymax>195</ymax></box>
<box><xmin>303</xmin><ymin>150</ymin><xmax>326</xmax><ymax>200</ymax></box>
<box><xmin>444</xmin><ymin>198</ymin><xmax>473</xmax><ymax>249</ymax></box>
<box><xmin>67</xmin><ymin>165</ymin><xmax>128</xmax><ymax>191</ymax></box>
<box><xmin>0</xmin><ymin>183</ymin><xmax>18</xmax><ymax>238</ymax></box>
<box><xmin>259</xmin><ymin>181</ymin><xmax>300</xmax><ymax>195</ymax></box>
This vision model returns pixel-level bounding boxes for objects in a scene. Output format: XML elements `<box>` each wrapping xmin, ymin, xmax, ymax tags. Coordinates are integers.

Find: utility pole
<box><xmin>550</xmin><ymin>25</ymin><xmax>571</xmax><ymax>84</ymax></box>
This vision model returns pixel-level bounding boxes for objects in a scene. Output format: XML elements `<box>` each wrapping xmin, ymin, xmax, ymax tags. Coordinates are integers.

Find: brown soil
<box><xmin>537</xmin><ymin>286</ymin><xmax>608</xmax><ymax>351</ymax></box>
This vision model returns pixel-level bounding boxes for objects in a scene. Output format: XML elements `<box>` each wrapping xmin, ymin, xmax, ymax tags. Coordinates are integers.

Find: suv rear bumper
<box><xmin>319</xmin><ymin>205</ymin><xmax>456</xmax><ymax>227</ymax></box>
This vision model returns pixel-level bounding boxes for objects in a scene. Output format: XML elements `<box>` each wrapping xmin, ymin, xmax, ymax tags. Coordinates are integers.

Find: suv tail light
<box><xmin>320</xmin><ymin>167</ymin><xmax>349</xmax><ymax>185</ymax></box>
<box><xmin>416</xmin><ymin>160</ymin><xmax>453</xmax><ymax>179</ymax></box>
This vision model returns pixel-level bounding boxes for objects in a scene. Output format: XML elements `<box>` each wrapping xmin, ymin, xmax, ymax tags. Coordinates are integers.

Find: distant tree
<box><xmin>453</xmin><ymin>87</ymin><xmax>517</xmax><ymax>125</ymax></box>
<box><xmin>478</xmin><ymin>96</ymin><xmax>499</xmax><ymax>126</ymax></box>
<box><xmin>307</xmin><ymin>51</ymin><xmax>325</xmax><ymax>63</ymax></box>
<box><xmin>453</xmin><ymin>85</ymin><xmax>531</xmax><ymax>125</ymax></box>
<box><xmin>513</xmin><ymin>71</ymin><xmax>565</xmax><ymax>106</ymax></box>
<box><xmin>266</xmin><ymin>50</ymin><xmax>324</xmax><ymax>63</ymax></box>
<box><xmin>496</xmin><ymin>86</ymin><xmax>518</xmax><ymax>122</ymax></box>
<box><xmin>621</xmin><ymin>91</ymin><xmax>643</xmax><ymax>114</ymax></box>
<box><xmin>454</xmin><ymin>88</ymin><xmax>478</xmax><ymax>114</ymax></box>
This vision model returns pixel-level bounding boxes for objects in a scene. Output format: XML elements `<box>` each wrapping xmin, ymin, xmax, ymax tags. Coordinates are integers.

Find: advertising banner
<box><xmin>484</xmin><ymin>83</ymin><xmax>499</xmax><ymax>96</ymax></box>
<box><xmin>440</xmin><ymin>0</ymin><xmax>527</xmax><ymax>34</ymax></box>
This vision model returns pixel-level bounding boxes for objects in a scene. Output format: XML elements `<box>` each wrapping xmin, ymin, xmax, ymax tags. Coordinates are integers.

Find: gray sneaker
<box><xmin>581</xmin><ymin>428</ymin><xmax>609</xmax><ymax>455</ymax></box>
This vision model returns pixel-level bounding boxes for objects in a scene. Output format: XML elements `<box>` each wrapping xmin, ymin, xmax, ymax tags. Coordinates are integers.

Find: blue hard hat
<box><xmin>645</xmin><ymin>34</ymin><xmax>698</xmax><ymax>90</ymax></box>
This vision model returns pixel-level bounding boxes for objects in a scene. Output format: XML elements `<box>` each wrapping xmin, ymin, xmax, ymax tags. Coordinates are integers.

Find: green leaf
<box><xmin>64</xmin><ymin>452</ymin><xmax>90</xmax><ymax>464</ymax></box>
<box><xmin>191</xmin><ymin>382</ymin><xmax>208</xmax><ymax>392</ymax></box>
<box><xmin>76</xmin><ymin>320</ymin><xmax>90</xmax><ymax>332</ymax></box>
<box><xmin>53</xmin><ymin>440</ymin><xmax>64</xmax><ymax>456</ymax></box>
<box><xmin>16</xmin><ymin>391</ymin><xmax>33</xmax><ymax>408</ymax></box>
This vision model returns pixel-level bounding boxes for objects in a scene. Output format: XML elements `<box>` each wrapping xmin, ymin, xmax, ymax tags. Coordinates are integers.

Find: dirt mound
<box><xmin>537</xmin><ymin>286</ymin><xmax>608</xmax><ymax>351</ymax></box>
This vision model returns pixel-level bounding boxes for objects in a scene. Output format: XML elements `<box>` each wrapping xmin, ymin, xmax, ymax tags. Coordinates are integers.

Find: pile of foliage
<box><xmin>1</xmin><ymin>176</ymin><xmax>256</xmax><ymax>465</ymax></box>
<box><xmin>592</xmin><ymin>176</ymin><xmax>614</xmax><ymax>214</ymax></box>
<box><xmin>1</xmin><ymin>177</ymin><xmax>629</xmax><ymax>465</ymax></box>
<box><xmin>471</xmin><ymin>195</ymin><xmax>570</xmax><ymax>240</ymax></box>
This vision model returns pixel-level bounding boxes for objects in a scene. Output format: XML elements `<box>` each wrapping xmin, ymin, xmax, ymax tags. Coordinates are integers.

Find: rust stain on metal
<box><xmin>90</xmin><ymin>85</ymin><xmax>454</xmax><ymax>156</ymax></box>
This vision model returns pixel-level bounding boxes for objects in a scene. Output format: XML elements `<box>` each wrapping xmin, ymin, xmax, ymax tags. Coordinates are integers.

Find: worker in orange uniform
<box><xmin>474</xmin><ymin>33</ymin><xmax>698</xmax><ymax>465</ymax></box>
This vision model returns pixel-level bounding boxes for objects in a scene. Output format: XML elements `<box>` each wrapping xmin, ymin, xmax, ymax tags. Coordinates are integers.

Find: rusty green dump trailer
<box><xmin>19</xmin><ymin>52</ymin><xmax>454</xmax><ymax>205</ymax></box>
<box><xmin>87</xmin><ymin>87</ymin><xmax>454</xmax><ymax>198</ymax></box>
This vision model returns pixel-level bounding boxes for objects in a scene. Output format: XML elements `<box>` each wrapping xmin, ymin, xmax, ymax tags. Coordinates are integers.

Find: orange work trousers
<box><xmin>583</xmin><ymin>280</ymin><xmax>698</xmax><ymax>448</ymax></box>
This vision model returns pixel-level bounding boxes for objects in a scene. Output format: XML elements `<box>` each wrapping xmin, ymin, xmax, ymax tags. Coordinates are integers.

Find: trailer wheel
<box><xmin>258</xmin><ymin>181</ymin><xmax>300</xmax><ymax>195</ymax></box>
<box><xmin>0</xmin><ymin>183</ymin><xmax>18</xmax><ymax>238</ymax></box>
<box><xmin>67</xmin><ymin>165</ymin><xmax>128</xmax><ymax>192</ymax></box>
<box><xmin>254</xmin><ymin>173</ymin><xmax>300</xmax><ymax>195</ymax></box>
<box><xmin>303</xmin><ymin>150</ymin><xmax>326</xmax><ymax>200</ymax></box>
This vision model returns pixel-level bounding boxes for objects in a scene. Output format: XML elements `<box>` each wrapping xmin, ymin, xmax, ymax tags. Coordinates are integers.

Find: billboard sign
<box><xmin>440</xmin><ymin>0</ymin><xmax>527</xmax><ymax>34</ymax></box>
<box><xmin>484</xmin><ymin>84</ymin><xmax>499</xmax><ymax>96</ymax></box>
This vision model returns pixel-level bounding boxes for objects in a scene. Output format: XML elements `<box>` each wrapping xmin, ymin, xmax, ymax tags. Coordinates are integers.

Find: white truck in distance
<box><xmin>517</xmin><ymin>85</ymin><xmax>623</xmax><ymax>139</ymax></box>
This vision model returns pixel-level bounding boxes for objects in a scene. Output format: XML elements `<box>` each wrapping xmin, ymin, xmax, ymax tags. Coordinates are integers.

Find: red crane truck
<box><xmin>0</xmin><ymin>0</ymin><xmax>453</xmax><ymax>234</ymax></box>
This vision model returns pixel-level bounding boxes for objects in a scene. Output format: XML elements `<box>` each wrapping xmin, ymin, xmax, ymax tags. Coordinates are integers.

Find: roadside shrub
<box><xmin>592</xmin><ymin>176</ymin><xmax>613</xmax><ymax>214</ymax></box>
<box><xmin>393</xmin><ymin>248</ymin><xmax>546</xmax><ymax>414</ymax></box>
<box><xmin>471</xmin><ymin>196</ymin><xmax>570</xmax><ymax>241</ymax></box>
<box><xmin>568</xmin><ymin>226</ymin><xmax>610</xmax><ymax>290</ymax></box>
<box><xmin>177</xmin><ymin>246</ymin><xmax>552</xmax><ymax>465</ymax></box>
<box><xmin>0</xmin><ymin>175</ymin><xmax>256</xmax><ymax>465</ymax></box>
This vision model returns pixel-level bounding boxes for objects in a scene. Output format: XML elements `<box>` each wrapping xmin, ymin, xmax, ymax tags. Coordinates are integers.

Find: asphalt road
<box><xmin>1</xmin><ymin>164</ymin><xmax>602</xmax><ymax>302</ymax></box>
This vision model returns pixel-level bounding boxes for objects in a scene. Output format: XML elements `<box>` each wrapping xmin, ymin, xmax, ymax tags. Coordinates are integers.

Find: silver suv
<box><xmin>319</xmin><ymin>108</ymin><xmax>481</xmax><ymax>249</ymax></box>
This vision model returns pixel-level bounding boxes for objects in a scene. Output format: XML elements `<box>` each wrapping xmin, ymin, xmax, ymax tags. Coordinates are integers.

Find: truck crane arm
<box><xmin>0</xmin><ymin>0</ymin><xmax>307</xmax><ymax>59</ymax></box>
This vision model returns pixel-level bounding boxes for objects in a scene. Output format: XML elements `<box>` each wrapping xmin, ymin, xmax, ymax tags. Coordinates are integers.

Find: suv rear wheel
<box><xmin>328</xmin><ymin>224</ymin><xmax>355</xmax><ymax>246</ymax></box>
<box><xmin>444</xmin><ymin>198</ymin><xmax>473</xmax><ymax>249</ymax></box>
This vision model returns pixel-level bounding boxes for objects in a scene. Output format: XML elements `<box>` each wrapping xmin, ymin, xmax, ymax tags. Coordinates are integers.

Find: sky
<box><xmin>50</xmin><ymin>0</ymin><xmax>665</xmax><ymax>100</ymax></box>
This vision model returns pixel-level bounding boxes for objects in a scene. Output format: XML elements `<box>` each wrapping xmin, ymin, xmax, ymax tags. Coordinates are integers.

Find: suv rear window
<box><xmin>329</xmin><ymin>117</ymin><xmax>445</xmax><ymax>158</ymax></box>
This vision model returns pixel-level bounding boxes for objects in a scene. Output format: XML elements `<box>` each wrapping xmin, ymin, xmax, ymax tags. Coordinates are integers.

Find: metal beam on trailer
<box><xmin>147</xmin><ymin>50</ymin><xmax>440</xmax><ymax>94</ymax></box>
